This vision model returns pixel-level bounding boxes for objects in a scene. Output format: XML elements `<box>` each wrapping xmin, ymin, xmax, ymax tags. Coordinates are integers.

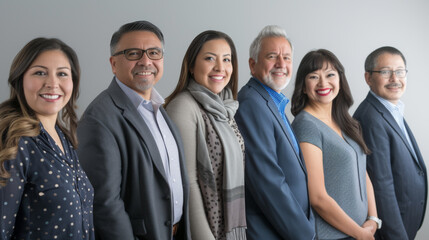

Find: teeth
<box><xmin>272</xmin><ymin>72</ymin><xmax>285</xmax><ymax>76</ymax></box>
<box><xmin>136</xmin><ymin>72</ymin><xmax>152</xmax><ymax>76</ymax></box>
<box><xmin>41</xmin><ymin>95</ymin><xmax>60</xmax><ymax>100</ymax></box>
<box><xmin>211</xmin><ymin>76</ymin><xmax>223</xmax><ymax>80</ymax></box>
<box><xmin>317</xmin><ymin>89</ymin><xmax>330</xmax><ymax>94</ymax></box>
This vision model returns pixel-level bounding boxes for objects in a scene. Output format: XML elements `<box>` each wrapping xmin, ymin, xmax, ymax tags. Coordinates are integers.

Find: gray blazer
<box><xmin>354</xmin><ymin>92</ymin><xmax>427</xmax><ymax>240</ymax></box>
<box><xmin>77</xmin><ymin>79</ymin><xmax>190</xmax><ymax>240</ymax></box>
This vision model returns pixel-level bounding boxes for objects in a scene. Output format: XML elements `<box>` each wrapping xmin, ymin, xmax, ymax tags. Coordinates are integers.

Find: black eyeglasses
<box><xmin>112</xmin><ymin>48</ymin><xmax>164</xmax><ymax>60</ymax></box>
<box><xmin>370</xmin><ymin>69</ymin><xmax>408</xmax><ymax>79</ymax></box>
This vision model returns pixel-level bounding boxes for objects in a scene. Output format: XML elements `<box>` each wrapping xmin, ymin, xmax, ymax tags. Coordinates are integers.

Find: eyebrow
<box><xmin>205</xmin><ymin>52</ymin><xmax>231</xmax><ymax>57</ymax></box>
<box><xmin>378</xmin><ymin>66</ymin><xmax>405</xmax><ymax>69</ymax></box>
<box><xmin>29</xmin><ymin>65</ymin><xmax>71</xmax><ymax>70</ymax></box>
<box><xmin>266</xmin><ymin>52</ymin><xmax>291</xmax><ymax>56</ymax></box>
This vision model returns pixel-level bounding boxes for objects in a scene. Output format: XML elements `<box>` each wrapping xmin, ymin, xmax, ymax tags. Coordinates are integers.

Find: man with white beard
<box><xmin>235</xmin><ymin>25</ymin><xmax>315</xmax><ymax>240</ymax></box>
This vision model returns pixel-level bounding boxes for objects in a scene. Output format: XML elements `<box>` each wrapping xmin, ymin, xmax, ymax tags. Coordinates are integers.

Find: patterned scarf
<box><xmin>188</xmin><ymin>79</ymin><xmax>246</xmax><ymax>240</ymax></box>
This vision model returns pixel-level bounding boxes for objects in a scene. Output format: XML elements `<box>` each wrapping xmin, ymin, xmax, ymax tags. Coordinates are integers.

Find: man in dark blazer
<box><xmin>235</xmin><ymin>25</ymin><xmax>315</xmax><ymax>240</ymax></box>
<box><xmin>77</xmin><ymin>21</ymin><xmax>190</xmax><ymax>240</ymax></box>
<box><xmin>354</xmin><ymin>46</ymin><xmax>427</xmax><ymax>240</ymax></box>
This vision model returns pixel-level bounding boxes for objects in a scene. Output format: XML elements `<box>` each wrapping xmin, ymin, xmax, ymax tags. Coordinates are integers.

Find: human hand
<box><xmin>362</xmin><ymin>220</ymin><xmax>377</xmax><ymax>235</ymax></box>
<box><xmin>354</xmin><ymin>226</ymin><xmax>374</xmax><ymax>240</ymax></box>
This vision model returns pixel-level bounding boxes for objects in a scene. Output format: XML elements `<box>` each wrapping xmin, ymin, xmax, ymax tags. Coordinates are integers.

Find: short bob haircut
<box><xmin>110</xmin><ymin>20</ymin><xmax>164</xmax><ymax>55</ymax></box>
<box><xmin>165</xmin><ymin>30</ymin><xmax>238</xmax><ymax>106</ymax></box>
<box><xmin>7</xmin><ymin>37</ymin><xmax>81</xmax><ymax>148</ymax></box>
<box><xmin>291</xmin><ymin>49</ymin><xmax>369</xmax><ymax>153</ymax></box>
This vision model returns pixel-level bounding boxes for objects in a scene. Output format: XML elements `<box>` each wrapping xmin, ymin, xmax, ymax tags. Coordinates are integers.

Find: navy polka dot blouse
<box><xmin>1</xmin><ymin>124</ymin><xmax>95</xmax><ymax>239</ymax></box>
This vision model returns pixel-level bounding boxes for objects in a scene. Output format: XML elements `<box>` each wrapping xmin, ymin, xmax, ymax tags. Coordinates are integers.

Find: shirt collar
<box><xmin>115</xmin><ymin>77</ymin><xmax>165</xmax><ymax>112</ymax></box>
<box><xmin>370</xmin><ymin>90</ymin><xmax>405</xmax><ymax>116</ymax></box>
<box><xmin>256</xmin><ymin>78</ymin><xmax>289</xmax><ymax>113</ymax></box>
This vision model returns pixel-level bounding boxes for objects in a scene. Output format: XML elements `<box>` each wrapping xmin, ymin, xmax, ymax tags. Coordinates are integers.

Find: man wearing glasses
<box><xmin>77</xmin><ymin>21</ymin><xmax>190</xmax><ymax>240</ymax></box>
<box><xmin>354</xmin><ymin>46</ymin><xmax>427</xmax><ymax>240</ymax></box>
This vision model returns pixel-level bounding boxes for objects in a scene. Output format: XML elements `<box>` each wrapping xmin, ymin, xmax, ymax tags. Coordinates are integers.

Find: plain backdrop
<box><xmin>1</xmin><ymin>1</ymin><xmax>428</xmax><ymax>239</ymax></box>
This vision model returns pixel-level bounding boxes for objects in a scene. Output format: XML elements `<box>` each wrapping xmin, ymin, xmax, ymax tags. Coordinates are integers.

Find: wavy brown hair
<box><xmin>0</xmin><ymin>38</ymin><xmax>80</xmax><ymax>185</ymax></box>
<box><xmin>165</xmin><ymin>30</ymin><xmax>238</xmax><ymax>107</ymax></box>
<box><xmin>291</xmin><ymin>49</ymin><xmax>369</xmax><ymax>154</ymax></box>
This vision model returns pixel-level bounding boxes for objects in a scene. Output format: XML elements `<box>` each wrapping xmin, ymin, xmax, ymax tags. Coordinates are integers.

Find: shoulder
<box><xmin>18</xmin><ymin>135</ymin><xmax>39</xmax><ymax>152</ymax></box>
<box><xmin>292</xmin><ymin>112</ymin><xmax>321</xmax><ymax>137</ymax></box>
<box><xmin>354</xmin><ymin>95</ymin><xmax>381</xmax><ymax>119</ymax></box>
<box><xmin>166</xmin><ymin>91</ymin><xmax>202</xmax><ymax>123</ymax></box>
<box><xmin>354</xmin><ymin>100</ymin><xmax>384</xmax><ymax>129</ymax></box>
<box><xmin>167</xmin><ymin>91</ymin><xmax>198</xmax><ymax>107</ymax></box>
<box><xmin>81</xmin><ymin>89</ymin><xmax>116</xmax><ymax>119</ymax></box>
<box><xmin>238</xmin><ymin>83</ymin><xmax>264</xmax><ymax>104</ymax></box>
<box><xmin>237</xmin><ymin>87</ymin><xmax>268</xmax><ymax>118</ymax></box>
<box><xmin>166</xmin><ymin>91</ymin><xmax>200</xmax><ymax>114</ymax></box>
<box><xmin>7</xmin><ymin>135</ymin><xmax>40</xmax><ymax>174</ymax></box>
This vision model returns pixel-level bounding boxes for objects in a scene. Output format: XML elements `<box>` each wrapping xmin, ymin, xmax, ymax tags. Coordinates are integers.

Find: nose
<box><xmin>317</xmin><ymin>76</ymin><xmax>328</xmax><ymax>86</ymax></box>
<box><xmin>214</xmin><ymin>58</ymin><xmax>225</xmax><ymax>72</ymax></box>
<box><xmin>389</xmin><ymin>71</ymin><xmax>399</xmax><ymax>82</ymax></box>
<box><xmin>44</xmin><ymin>74</ymin><xmax>59</xmax><ymax>89</ymax></box>
<box><xmin>275</xmin><ymin>56</ymin><xmax>286</xmax><ymax>68</ymax></box>
<box><xmin>136</xmin><ymin>52</ymin><xmax>152</xmax><ymax>66</ymax></box>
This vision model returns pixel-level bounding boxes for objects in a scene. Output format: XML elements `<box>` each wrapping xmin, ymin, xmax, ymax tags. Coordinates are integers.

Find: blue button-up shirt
<box><xmin>258</xmin><ymin>79</ymin><xmax>300</xmax><ymax>154</ymax></box>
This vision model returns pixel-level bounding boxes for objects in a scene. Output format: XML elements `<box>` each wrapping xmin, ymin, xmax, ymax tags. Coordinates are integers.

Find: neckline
<box><xmin>302</xmin><ymin>110</ymin><xmax>345</xmax><ymax>141</ymax></box>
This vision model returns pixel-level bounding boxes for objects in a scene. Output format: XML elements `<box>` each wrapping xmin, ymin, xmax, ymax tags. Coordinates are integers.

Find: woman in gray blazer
<box><xmin>165</xmin><ymin>30</ymin><xmax>246</xmax><ymax>240</ymax></box>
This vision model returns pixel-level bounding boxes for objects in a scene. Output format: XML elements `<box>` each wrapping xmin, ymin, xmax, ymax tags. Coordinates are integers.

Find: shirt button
<box><xmin>175</xmin><ymin>201</ymin><xmax>178</xmax><ymax>205</ymax></box>
<box><xmin>173</xmin><ymin>178</ymin><xmax>176</xmax><ymax>183</ymax></box>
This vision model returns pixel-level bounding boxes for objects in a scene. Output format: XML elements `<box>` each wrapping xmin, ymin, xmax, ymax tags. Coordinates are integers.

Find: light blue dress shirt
<box><xmin>116</xmin><ymin>77</ymin><xmax>184</xmax><ymax>224</ymax></box>
<box><xmin>370</xmin><ymin>91</ymin><xmax>417</xmax><ymax>160</ymax></box>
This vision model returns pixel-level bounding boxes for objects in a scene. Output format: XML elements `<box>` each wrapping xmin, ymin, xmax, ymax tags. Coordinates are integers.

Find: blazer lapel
<box><xmin>107</xmin><ymin>79</ymin><xmax>169</xmax><ymax>182</ymax></box>
<box><xmin>404</xmin><ymin>120</ymin><xmax>425</xmax><ymax>168</ymax></box>
<box><xmin>249</xmin><ymin>78</ymin><xmax>306</xmax><ymax>172</ymax></box>
<box><xmin>367</xmin><ymin>93</ymin><xmax>421</xmax><ymax>167</ymax></box>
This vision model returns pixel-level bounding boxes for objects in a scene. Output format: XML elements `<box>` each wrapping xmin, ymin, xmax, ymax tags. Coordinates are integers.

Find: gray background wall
<box><xmin>1</xmin><ymin>0</ymin><xmax>428</xmax><ymax>238</ymax></box>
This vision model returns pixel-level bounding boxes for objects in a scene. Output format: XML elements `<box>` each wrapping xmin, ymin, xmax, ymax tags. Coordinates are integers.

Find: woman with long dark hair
<box><xmin>291</xmin><ymin>49</ymin><xmax>377</xmax><ymax>240</ymax></box>
<box><xmin>0</xmin><ymin>38</ymin><xmax>94</xmax><ymax>239</ymax></box>
<box><xmin>165</xmin><ymin>30</ymin><xmax>246</xmax><ymax>240</ymax></box>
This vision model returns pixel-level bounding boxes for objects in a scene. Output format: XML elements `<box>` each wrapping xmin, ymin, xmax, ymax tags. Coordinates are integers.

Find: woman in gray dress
<box><xmin>165</xmin><ymin>30</ymin><xmax>246</xmax><ymax>240</ymax></box>
<box><xmin>291</xmin><ymin>49</ymin><xmax>378</xmax><ymax>240</ymax></box>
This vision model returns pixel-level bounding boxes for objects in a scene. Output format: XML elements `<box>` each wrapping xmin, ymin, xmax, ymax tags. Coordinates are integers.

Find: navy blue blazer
<box><xmin>354</xmin><ymin>92</ymin><xmax>427</xmax><ymax>240</ymax></box>
<box><xmin>235</xmin><ymin>78</ymin><xmax>315</xmax><ymax>240</ymax></box>
<box><xmin>77</xmin><ymin>79</ymin><xmax>190</xmax><ymax>240</ymax></box>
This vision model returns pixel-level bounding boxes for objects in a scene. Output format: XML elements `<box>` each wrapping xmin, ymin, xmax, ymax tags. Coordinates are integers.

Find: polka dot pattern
<box><xmin>1</xmin><ymin>125</ymin><xmax>95</xmax><ymax>239</ymax></box>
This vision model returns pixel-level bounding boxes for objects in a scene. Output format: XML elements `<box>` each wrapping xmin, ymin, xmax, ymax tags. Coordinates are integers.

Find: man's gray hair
<box><xmin>110</xmin><ymin>20</ymin><xmax>164</xmax><ymax>56</ymax></box>
<box><xmin>249</xmin><ymin>25</ymin><xmax>293</xmax><ymax>62</ymax></box>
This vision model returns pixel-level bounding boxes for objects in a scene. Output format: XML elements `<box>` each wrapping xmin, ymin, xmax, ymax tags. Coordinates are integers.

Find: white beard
<box><xmin>262</xmin><ymin>74</ymin><xmax>291</xmax><ymax>92</ymax></box>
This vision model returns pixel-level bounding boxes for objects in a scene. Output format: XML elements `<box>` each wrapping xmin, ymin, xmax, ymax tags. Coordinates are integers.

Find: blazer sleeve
<box><xmin>77</xmin><ymin>115</ymin><xmax>135</xmax><ymax>240</ymax></box>
<box><xmin>166</xmin><ymin>96</ymin><xmax>216</xmax><ymax>240</ymax></box>
<box><xmin>362</xmin><ymin>118</ymin><xmax>409</xmax><ymax>240</ymax></box>
<box><xmin>235</xmin><ymin>98</ymin><xmax>315</xmax><ymax>239</ymax></box>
